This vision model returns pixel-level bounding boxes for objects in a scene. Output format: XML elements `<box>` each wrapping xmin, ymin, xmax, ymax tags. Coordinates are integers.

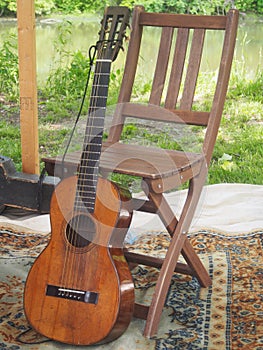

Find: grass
<box><xmin>0</xmin><ymin>120</ymin><xmax>22</xmax><ymax>169</ymax></box>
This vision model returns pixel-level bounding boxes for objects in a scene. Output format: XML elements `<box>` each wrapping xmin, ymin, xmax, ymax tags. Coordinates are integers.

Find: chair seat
<box><xmin>101</xmin><ymin>142</ymin><xmax>204</xmax><ymax>179</ymax></box>
<box><xmin>43</xmin><ymin>141</ymin><xmax>204</xmax><ymax>191</ymax></box>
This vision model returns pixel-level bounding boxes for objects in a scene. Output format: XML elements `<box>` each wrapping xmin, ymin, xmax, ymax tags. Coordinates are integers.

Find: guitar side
<box><xmin>24</xmin><ymin>176</ymin><xmax>134</xmax><ymax>345</ymax></box>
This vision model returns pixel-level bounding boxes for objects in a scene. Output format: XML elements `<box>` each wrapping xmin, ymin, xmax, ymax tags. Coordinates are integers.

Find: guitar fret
<box><xmin>90</xmin><ymin>95</ymin><xmax>107</xmax><ymax>99</ymax></box>
<box><xmin>78</xmin><ymin>195</ymin><xmax>96</xmax><ymax>200</ymax></box>
<box><xmin>82</xmin><ymin>142</ymin><xmax>102</xmax><ymax>146</ymax></box>
<box><xmin>75</xmin><ymin>196</ymin><xmax>96</xmax><ymax>201</ymax></box>
<box><xmin>79</xmin><ymin>165</ymin><xmax>99</xmax><ymax>169</ymax></box>
<box><xmin>75</xmin><ymin>194</ymin><xmax>96</xmax><ymax>200</ymax></box>
<box><xmin>89</xmin><ymin>107</ymin><xmax>106</xmax><ymax>110</ymax></box>
<box><xmin>87</xmin><ymin>110</ymin><xmax>106</xmax><ymax>114</ymax></box>
<box><xmin>96</xmin><ymin>59</ymin><xmax>112</xmax><ymax>62</ymax></box>
<box><xmin>75</xmin><ymin>196</ymin><xmax>96</xmax><ymax>204</ymax></box>
<box><xmin>83</xmin><ymin>139</ymin><xmax>102</xmax><ymax>144</ymax></box>
<box><xmin>92</xmin><ymin>84</ymin><xmax>109</xmax><ymax>87</ymax></box>
<box><xmin>85</xmin><ymin>124</ymin><xmax>104</xmax><ymax>127</ymax></box>
<box><xmin>82</xmin><ymin>151</ymin><xmax>101</xmax><ymax>155</ymax></box>
<box><xmin>88</xmin><ymin>106</ymin><xmax>106</xmax><ymax>110</ymax></box>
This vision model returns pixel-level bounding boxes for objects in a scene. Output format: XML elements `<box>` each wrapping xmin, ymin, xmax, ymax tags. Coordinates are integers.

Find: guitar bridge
<box><xmin>46</xmin><ymin>284</ymin><xmax>99</xmax><ymax>304</ymax></box>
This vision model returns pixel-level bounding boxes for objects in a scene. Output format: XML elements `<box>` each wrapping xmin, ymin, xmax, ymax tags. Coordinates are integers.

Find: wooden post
<box><xmin>17</xmin><ymin>0</ymin><xmax>39</xmax><ymax>174</ymax></box>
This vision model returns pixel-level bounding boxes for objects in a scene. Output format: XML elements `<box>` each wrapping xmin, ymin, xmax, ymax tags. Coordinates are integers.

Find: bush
<box><xmin>119</xmin><ymin>0</ymin><xmax>263</xmax><ymax>14</ymax></box>
<box><xmin>43</xmin><ymin>20</ymin><xmax>90</xmax><ymax>100</ymax></box>
<box><xmin>45</xmin><ymin>50</ymin><xmax>90</xmax><ymax>99</ymax></box>
<box><xmin>0</xmin><ymin>0</ymin><xmax>56</xmax><ymax>16</ymax></box>
<box><xmin>54</xmin><ymin>0</ymin><xmax>107</xmax><ymax>13</ymax></box>
<box><xmin>0</xmin><ymin>35</ymin><xmax>19</xmax><ymax>101</ymax></box>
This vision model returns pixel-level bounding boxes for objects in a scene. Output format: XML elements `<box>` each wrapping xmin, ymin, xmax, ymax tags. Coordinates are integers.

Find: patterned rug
<box><xmin>0</xmin><ymin>223</ymin><xmax>262</xmax><ymax>350</ymax></box>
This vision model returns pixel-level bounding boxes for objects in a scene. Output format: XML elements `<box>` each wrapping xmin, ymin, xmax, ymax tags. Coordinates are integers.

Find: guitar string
<box><xmin>59</xmin><ymin>44</ymin><xmax>100</xmax><ymax>290</ymax></box>
<box><xmin>73</xmin><ymin>57</ymin><xmax>102</xmax><ymax>288</ymax></box>
<box><xmin>72</xmin><ymin>47</ymin><xmax>108</xmax><ymax>290</ymax></box>
<box><xmin>74</xmin><ymin>56</ymin><xmax>112</xmax><ymax>289</ymax></box>
<box><xmin>58</xmin><ymin>43</ymin><xmax>97</xmax><ymax>290</ymax></box>
<box><xmin>59</xmin><ymin>12</ymin><xmax>124</xmax><ymax>289</ymax></box>
<box><xmin>73</xmin><ymin>57</ymin><xmax>101</xmax><ymax>288</ymax></box>
<box><xmin>60</xmin><ymin>30</ymin><xmax>120</xmax><ymax>291</ymax></box>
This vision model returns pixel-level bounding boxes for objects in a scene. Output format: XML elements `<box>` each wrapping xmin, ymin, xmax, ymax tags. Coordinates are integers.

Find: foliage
<box><xmin>119</xmin><ymin>0</ymin><xmax>227</xmax><ymax>15</ymax></box>
<box><xmin>119</xmin><ymin>0</ymin><xmax>263</xmax><ymax>14</ymax></box>
<box><xmin>234</xmin><ymin>0</ymin><xmax>263</xmax><ymax>14</ymax></box>
<box><xmin>42</xmin><ymin>21</ymin><xmax>91</xmax><ymax>106</ymax></box>
<box><xmin>0</xmin><ymin>0</ymin><xmax>262</xmax><ymax>15</ymax></box>
<box><xmin>0</xmin><ymin>34</ymin><xmax>18</xmax><ymax>101</ymax></box>
<box><xmin>229</xmin><ymin>71</ymin><xmax>263</xmax><ymax>103</ymax></box>
<box><xmin>0</xmin><ymin>0</ymin><xmax>56</xmax><ymax>16</ymax></box>
<box><xmin>53</xmin><ymin>0</ymin><xmax>108</xmax><ymax>13</ymax></box>
<box><xmin>0</xmin><ymin>120</ymin><xmax>21</xmax><ymax>169</ymax></box>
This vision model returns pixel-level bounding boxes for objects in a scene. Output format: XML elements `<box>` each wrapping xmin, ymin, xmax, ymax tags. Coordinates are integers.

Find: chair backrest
<box><xmin>108</xmin><ymin>6</ymin><xmax>239</xmax><ymax>165</ymax></box>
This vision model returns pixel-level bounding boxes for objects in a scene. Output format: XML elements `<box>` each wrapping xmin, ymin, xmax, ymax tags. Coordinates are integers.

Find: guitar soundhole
<box><xmin>66</xmin><ymin>214</ymin><xmax>96</xmax><ymax>248</ymax></box>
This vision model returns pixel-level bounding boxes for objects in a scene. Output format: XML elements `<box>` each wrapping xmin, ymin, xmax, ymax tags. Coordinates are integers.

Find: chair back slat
<box><xmin>164</xmin><ymin>28</ymin><xmax>189</xmax><ymax>109</ymax></box>
<box><xmin>180</xmin><ymin>28</ymin><xmax>206</xmax><ymax>110</ymax></box>
<box><xmin>149</xmin><ymin>27</ymin><xmax>174</xmax><ymax>105</ymax></box>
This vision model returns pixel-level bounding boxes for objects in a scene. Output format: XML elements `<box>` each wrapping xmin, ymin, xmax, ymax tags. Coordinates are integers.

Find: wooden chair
<box><xmin>43</xmin><ymin>6</ymin><xmax>239</xmax><ymax>338</ymax></box>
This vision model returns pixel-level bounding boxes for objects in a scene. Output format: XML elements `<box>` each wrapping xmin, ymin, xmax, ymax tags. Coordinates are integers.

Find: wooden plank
<box><xmin>165</xmin><ymin>28</ymin><xmax>189</xmax><ymax>108</ymax></box>
<box><xmin>149</xmin><ymin>27</ymin><xmax>174</xmax><ymax>105</ymax></box>
<box><xmin>17</xmin><ymin>0</ymin><xmax>39</xmax><ymax>174</ymax></box>
<box><xmin>121</xmin><ymin>103</ymin><xmax>210</xmax><ymax>125</ymax></box>
<box><xmin>140</xmin><ymin>12</ymin><xmax>227</xmax><ymax>29</ymax></box>
<box><xmin>43</xmin><ymin>142</ymin><xmax>203</xmax><ymax>181</ymax></box>
<box><xmin>180</xmin><ymin>29</ymin><xmax>206</xmax><ymax>110</ymax></box>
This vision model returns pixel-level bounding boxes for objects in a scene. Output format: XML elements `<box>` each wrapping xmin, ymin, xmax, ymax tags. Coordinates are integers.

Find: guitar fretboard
<box><xmin>75</xmin><ymin>59</ymin><xmax>111</xmax><ymax>212</ymax></box>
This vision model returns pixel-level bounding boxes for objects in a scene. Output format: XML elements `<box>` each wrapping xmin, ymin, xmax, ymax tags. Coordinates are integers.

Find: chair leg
<box><xmin>181</xmin><ymin>239</ymin><xmax>212</xmax><ymax>287</ymax></box>
<box><xmin>143</xmin><ymin>161</ymin><xmax>211</xmax><ymax>337</ymax></box>
<box><xmin>143</xmin><ymin>228</ymin><xmax>187</xmax><ymax>337</ymax></box>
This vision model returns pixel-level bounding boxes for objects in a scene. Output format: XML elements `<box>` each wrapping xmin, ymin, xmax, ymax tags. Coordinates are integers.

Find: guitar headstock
<box><xmin>97</xmin><ymin>6</ymin><xmax>130</xmax><ymax>62</ymax></box>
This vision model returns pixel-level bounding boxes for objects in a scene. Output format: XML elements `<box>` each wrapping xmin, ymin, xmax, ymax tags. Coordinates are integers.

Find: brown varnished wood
<box><xmin>139</xmin><ymin>12</ymin><xmax>227</xmax><ymax>29</ymax></box>
<box><xmin>124</xmin><ymin>251</ymin><xmax>193</xmax><ymax>276</ymax></box>
<box><xmin>43</xmin><ymin>142</ymin><xmax>203</xmax><ymax>183</ymax></box>
<box><xmin>149</xmin><ymin>26</ymin><xmax>174</xmax><ymax>105</ymax></box>
<box><xmin>203</xmin><ymin>8</ymin><xmax>240</xmax><ymax>163</ymax></box>
<box><xmin>24</xmin><ymin>176</ymin><xmax>134</xmax><ymax>345</ymax></box>
<box><xmin>165</xmin><ymin>28</ymin><xmax>189</xmax><ymax>109</ymax></box>
<box><xmin>107</xmin><ymin>6</ymin><xmax>144</xmax><ymax>143</ymax></box>
<box><xmin>180</xmin><ymin>29</ymin><xmax>206</xmax><ymax>110</ymax></box>
<box><xmin>120</xmin><ymin>103</ymin><xmax>210</xmax><ymax>125</ymax></box>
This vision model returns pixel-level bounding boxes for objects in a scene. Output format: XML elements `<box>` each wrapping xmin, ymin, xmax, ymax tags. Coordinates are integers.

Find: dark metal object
<box><xmin>0</xmin><ymin>155</ymin><xmax>59</xmax><ymax>213</ymax></box>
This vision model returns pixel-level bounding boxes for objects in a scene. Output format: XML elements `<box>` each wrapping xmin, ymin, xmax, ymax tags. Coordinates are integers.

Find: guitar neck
<box><xmin>75</xmin><ymin>59</ymin><xmax>112</xmax><ymax>212</ymax></box>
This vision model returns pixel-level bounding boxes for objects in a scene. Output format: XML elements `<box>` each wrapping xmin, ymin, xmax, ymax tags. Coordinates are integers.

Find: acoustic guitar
<box><xmin>24</xmin><ymin>7</ymin><xmax>134</xmax><ymax>346</ymax></box>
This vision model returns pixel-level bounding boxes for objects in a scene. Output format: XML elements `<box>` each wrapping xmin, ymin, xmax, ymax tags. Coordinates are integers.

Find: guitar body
<box><xmin>24</xmin><ymin>176</ymin><xmax>134</xmax><ymax>345</ymax></box>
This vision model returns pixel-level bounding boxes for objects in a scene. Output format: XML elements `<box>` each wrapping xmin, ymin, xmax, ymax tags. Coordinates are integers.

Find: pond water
<box><xmin>0</xmin><ymin>13</ymin><xmax>262</xmax><ymax>84</ymax></box>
